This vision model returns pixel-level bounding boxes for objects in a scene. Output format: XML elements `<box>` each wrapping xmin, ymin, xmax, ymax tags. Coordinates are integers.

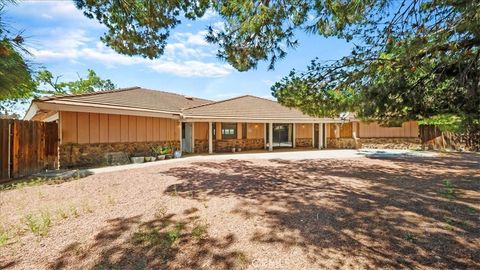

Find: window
<box><xmin>242</xmin><ymin>123</ymin><xmax>247</xmax><ymax>139</ymax></box>
<box><xmin>221</xmin><ymin>123</ymin><xmax>237</xmax><ymax>139</ymax></box>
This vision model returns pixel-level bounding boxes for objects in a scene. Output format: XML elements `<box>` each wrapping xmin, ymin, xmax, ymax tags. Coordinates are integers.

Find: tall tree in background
<box><xmin>0</xmin><ymin>0</ymin><xmax>35</xmax><ymax>110</ymax></box>
<box><xmin>75</xmin><ymin>0</ymin><xmax>480</xmax><ymax>132</ymax></box>
<box><xmin>35</xmin><ymin>69</ymin><xmax>116</xmax><ymax>95</ymax></box>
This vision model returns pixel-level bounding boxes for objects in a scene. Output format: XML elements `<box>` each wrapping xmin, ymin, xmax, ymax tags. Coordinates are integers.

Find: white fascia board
<box><xmin>37</xmin><ymin>101</ymin><xmax>181</xmax><ymax>119</ymax></box>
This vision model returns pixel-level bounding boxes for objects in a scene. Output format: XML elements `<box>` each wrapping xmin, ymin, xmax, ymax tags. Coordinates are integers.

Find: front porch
<box><xmin>180</xmin><ymin>121</ymin><xmax>331</xmax><ymax>154</ymax></box>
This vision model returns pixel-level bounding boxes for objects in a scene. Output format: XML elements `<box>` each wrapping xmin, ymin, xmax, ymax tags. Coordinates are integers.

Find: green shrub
<box><xmin>24</xmin><ymin>211</ymin><xmax>51</xmax><ymax>237</ymax></box>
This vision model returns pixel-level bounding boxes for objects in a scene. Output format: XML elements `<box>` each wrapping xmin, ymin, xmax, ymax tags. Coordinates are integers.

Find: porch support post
<box><xmin>264</xmin><ymin>123</ymin><xmax>267</xmax><ymax>149</ymax></box>
<box><xmin>191</xmin><ymin>122</ymin><xmax>195</xmax><ymax>153</ymax></box>
<box><xmin>179</xmin><ymin>121</ymin><xmax>183</xmax><ymax>152</ymax></box>
<box><xmin>312</xmin><ymin>123</ymin><xmax>315</xmax><ymax>148</ymax></box>
<box><xmin>268</xmin><ymin>122</ymin><xmax>273</xmax><ymax>152</ymax></box>
<box><xmin>318</xmin><ymin>123</ymin><xmax>323</xmax><ymax>149</ymax></box>
<box><xmin>292</xmin><ymin>123</ymin><xmax>296</xmax><ymax>148</ymax></box>
<box><xmin>208</xmin><ymin>122</ymin><xmax>213</xmax><ymax>154</ymax></box>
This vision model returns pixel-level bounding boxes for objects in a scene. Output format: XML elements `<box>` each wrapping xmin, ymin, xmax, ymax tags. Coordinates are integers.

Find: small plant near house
<box><xmin>191</xmin><ymin>221</ymin><xmax>208</xmax><ymax>240</ymax></box>
<box><xmin>24</xmin><ymin>211</ymin><xmax>52</xmax><ymax>237</ymax></box>
<box><xmin>440</xmin><ymin>180</ymin><xmax>456</xmax><ymax>200</ymax></box>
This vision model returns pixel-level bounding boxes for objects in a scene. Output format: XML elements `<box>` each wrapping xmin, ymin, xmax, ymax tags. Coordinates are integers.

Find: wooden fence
<box><xmin>419</xmin><ymin>125</ymin><xmax>480</xmax><ymax>151</ymax></box>
<box><xmin>0</xmin><ymin>119</ymin><xmax>58</xmax><ymax>183</ymax></box>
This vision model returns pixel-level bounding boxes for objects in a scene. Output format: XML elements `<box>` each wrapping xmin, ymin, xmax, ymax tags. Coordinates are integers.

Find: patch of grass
<box><xmin>465</xmin><ymin>206</ymin><xmax>476</xmax><ymax>215</ymax></box>
<box><xmin>0</xmin><ymin>177</ymin><xmax>48</xmax><ymax>191</ymax></box>
<box><xmin>170</xmin><ymin>185</ymin><xmax>178</xmax><ymax>197</ymax></box>
<box><xmin>57</xmin><ymin>209</ymin><xmax>69</xmax><ymax>219</ymax></box>
<box><xmin>0</xmin><ymin>172</ymin><xmax>88</xmax><ymax>192</ymax></box>
<box><xmin>402</xmin><ymin>232</ymin><xmax>416</xmax><ymax>243</ymax></box>
<box><xmin>443</xmin><ymin>216</ymin><xmax>469</xmax><ymax>230</ymax></box>
<box><xmin>191</xmin><ymin>221</ymin><xmax>208</xmax><ymax>240</ymax></box>
<box><xmin>440</xmin><ymin>180</ymin><xmax>456</xmax><ymax>200</ymax></box>
<box><xmin>154</xmin><ymin>204</ymin><xmax>168</xmax><ymax>219</ymax></box>
<box><xmin>82</xmin><ymin>203</ymin><xmax>94</xmax><ymax>214</ymax></box>
<box><xmin>234</xmin><ymin>252</ymin><xmax>250</xmax><ymax>270</ymax></box>
<box><xmin>70</xmin><ymin>207</ymin><xmax>80</xmax><ymax>218</ymax></box>
<box><xmin>24</xmin><ymin>211</ymin><xmax>52</xmax><ymax>237</ymax></box>
<box><xmin>65</xmin><ymin>241</ymin><xmax>86</xmax><ymax>256</ymax></box>
<box><xmin>0</xmin><ymin>228</ymin><xmax>9</xmax><ymax>246</ymax></box>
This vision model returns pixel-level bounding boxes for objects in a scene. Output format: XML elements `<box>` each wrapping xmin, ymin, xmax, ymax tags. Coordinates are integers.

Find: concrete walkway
<box><xmin>83</xmin><ymin>149</ymin><xmax>438</xmax><ymax>176</ymax></box>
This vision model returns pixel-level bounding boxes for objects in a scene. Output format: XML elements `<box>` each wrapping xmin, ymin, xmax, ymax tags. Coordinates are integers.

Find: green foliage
<box><xmin>151</xmin><ymin>145</ymin><xmax>172</xmax><ymax>155</ymax></box>
<box><xmin>75</xmin><ymin>0</ymin><xmax>480</xmax><ymax>129</ymax></box>
<box><xmin>74</xmin><ymin>0</ymin><xmax>210</xmax><ymax>59</ymax></box>
<box><xmin>24</xmin><ymin>211</ymin><xmax>52</xmax><ymax>237</ymax></box>
<box><xmin>35</xmin><ymin>69</ymin><xmax>116</xmax><ymax>95</ymax></box>
<box><xmin>418</xmin><ymin>114</ymin><xmax>463</xmax><ymax>133</ymax></box>
<box><xmin>0</xmin><ymin>3</ymin><xmax>35</xmax><ymax>110</ymax></box>
<box><xmin>191</xmin><ymin>222</ymin><xmax>208</xmax><ymax>240</ymax></box>
<box><xmin>0</xmin><ymin>227</ymin><xmax>9</xmax><ymax>246</ymax></box>
<box><xmin>440</xmin><ymin>180</ymin><xmax>456</xmax><ymax>200</ymax></box>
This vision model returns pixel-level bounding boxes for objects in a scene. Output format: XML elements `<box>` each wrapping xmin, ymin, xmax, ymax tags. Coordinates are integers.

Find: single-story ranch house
<box><xmin>24</xmin><ymin>87</ymin><xmax>420</xmax><ymax>167</ymax></box>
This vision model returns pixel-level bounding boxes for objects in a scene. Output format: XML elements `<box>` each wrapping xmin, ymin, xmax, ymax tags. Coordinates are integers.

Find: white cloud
<box><xmin>198</xmin><ymin>8</ymin><xmax>218</xmax><ymax>21</ymax></box>
<box><xmin>149</xmin><ymin>60</ymin><xmax>233</xmax><ymax>77</ymax></box>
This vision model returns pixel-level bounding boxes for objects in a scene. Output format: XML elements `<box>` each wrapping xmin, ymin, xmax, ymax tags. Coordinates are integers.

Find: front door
<box><xmin>182</xmin><ymin>123</ymin><xmax>192</xmax><ymax>153</ymax></box>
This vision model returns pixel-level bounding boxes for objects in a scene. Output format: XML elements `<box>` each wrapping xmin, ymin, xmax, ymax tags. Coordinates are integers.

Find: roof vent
<box><xmin>184</xmin><ymin>96</ymin><xmax>193</xmax><ymax>100</ymax></box>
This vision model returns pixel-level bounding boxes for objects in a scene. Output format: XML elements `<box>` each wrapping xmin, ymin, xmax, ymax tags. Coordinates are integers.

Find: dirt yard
<box><xmin>1</xmin><ymin>152</ymin><xmax>479</xmax><ymax>269</ymax></box>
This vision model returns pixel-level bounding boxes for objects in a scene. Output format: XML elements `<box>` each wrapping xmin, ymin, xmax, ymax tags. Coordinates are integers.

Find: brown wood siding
<box><xmin>194</xmin><ymin>122</ymin><xmax>209</xmax><ymax>140</ymax></box>
<box><xmin>246</xmin><ymin>123</ymin><xmax>264</xmax><ymax>139</ymax></box>
<box><xmin>296</xmin><ymin>123</ymin><xmax>313</xmax><ymax>139</ymax></box>
<box><xmin>358</xmin><ymin>121</ymin><xmax>418</xmax><ymax>138</ymax></box>
<box><xmin>77</xmin><ymin>112</ymin><xmax>90</xmax><ymax>144</ymax></box>
<box><xmin>128</xmin><ymin>116</ymin><xmax>137</xmax><ymax>142</ymax></box>
<box><xmin>61</xmin><ymin>111</ymin><xmax>77</xmax><ymax>143</ymax></box>
<box><xmin>89</xmin><ymin>113</ymin><xmax>100</xmax><ymax>143</ymax></box>
<box><xmin>237</xmin><ymin>123</ymin><xmax>243</xmax><ymax>139</ymax></box>
<box><xmin>136</xmin><ymin>116</ymin><xmax>146</xmax><ymax>142</ymax></box>
<box><xmin>108</xmin><ymin>115</ymin><xmax>121</xmax><ymax>142</ymax></box>
<box><xmin>215</xmin><ymin>122</ymin><xmax>222</xmax><ymax>140</ymax></box>
<box><xmin>60</xmin><ymin>112</ymin><xmax>179</xmax><ymax>144</ymax></box>
<box><xmin>99</xmin><ymin>114</ymin><xmax>109</xmax><ymax>143</ymax></box>
<box><xmin>120</xmin><ymin>115</ymin><xmax>129</xmax><ymax>142</ymax></box>
<box><xmin>152</xmin><ymin>118</ymin><xmax>160</xmax><ymax>141</ymax></box>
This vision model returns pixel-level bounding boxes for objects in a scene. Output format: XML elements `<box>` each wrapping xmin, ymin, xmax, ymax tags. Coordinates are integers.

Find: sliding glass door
<box><xmin>272</xmin><ymin>123</ymin><xmax>293</xmax><ymax>147</ymax></box>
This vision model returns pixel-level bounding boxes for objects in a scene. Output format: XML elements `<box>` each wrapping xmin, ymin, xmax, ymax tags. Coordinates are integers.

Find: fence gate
<box><xmin>0</xmin><ymin>119</ymin><xmax>58</xmax><ymax>183</ymax></box>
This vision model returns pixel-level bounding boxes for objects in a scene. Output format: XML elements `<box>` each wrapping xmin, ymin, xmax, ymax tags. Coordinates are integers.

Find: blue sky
<box><xmin>6</xmin><ymin>1</ymin><xmax>353</xmax><ymax>105</ymax></box>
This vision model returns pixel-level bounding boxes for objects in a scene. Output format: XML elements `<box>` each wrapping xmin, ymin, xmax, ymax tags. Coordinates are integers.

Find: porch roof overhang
<box><xmin>180</xmin><ymin>115</ymin><xmax>349</xmax><ymax>123</ymax></box>
<box><xmin>24</xmin><ymin>100</ymin><xmax>181</xmax><ymax>120</ymax></box>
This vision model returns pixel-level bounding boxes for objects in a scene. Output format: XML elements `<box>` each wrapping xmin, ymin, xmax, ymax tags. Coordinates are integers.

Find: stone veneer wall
<box><xmin>295</xmin><ymin>138</ymin><xmax>313</xmax><ymax>147</ymax></box>
<box><xmin>327</xmin><ymin>138</ymin><xmax>357</xmax><ymax>149</ymax></box>
<box><xmin>327</xmin><ymin>137</ymin><xmax>421</xmax><ymax>149</ymax></box>
<box><xmin>214</xmin><ymin>139</ymin><xmax>264</xmax><ymax>153</ymax></box>
<box><xmin>358</xmin><ymin>138</ymin><xmax>421</xmax><ymax>150</ymax></box>
<box><xmin>60</xmin><ymin>141</ymin><xmax>180</xmax><ymax>168</ymax></box>
<box><xmin>194</xmin><ymin>139</ymin><xmax>209</xmax><ymax>153</ymax></box>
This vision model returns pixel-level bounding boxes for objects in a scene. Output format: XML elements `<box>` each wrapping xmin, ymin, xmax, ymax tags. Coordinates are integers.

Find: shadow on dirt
<box><xmin>164</xmin><ymin>153</ymin><xmax>480</xmax><ymax>269</ymax></box>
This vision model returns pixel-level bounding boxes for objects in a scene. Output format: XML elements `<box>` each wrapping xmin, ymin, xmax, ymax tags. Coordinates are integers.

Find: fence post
<box><xmin>7</xmin><ymin>122</ymin><xmax>11</xmax><ymax>179</ymax></box>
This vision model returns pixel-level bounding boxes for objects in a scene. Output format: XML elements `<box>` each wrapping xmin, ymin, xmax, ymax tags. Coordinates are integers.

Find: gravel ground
<box><xmin>0</xmin><ymin>151</ymin><xmax>479</xmax><ymax>269</ymax></box>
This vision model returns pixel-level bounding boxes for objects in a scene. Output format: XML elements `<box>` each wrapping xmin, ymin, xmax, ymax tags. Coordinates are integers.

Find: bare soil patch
<box><xmin>1</xmin><ymin>153</ymin><xmax>479</xmax><ymax>269</ymax></box>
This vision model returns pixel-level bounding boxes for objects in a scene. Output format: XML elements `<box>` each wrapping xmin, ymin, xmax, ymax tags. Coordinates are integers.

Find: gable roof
<box><xmin>183</xmin><ymin>95</ymin><xmax>326</xmax><ymax>121</ymax></box>
<box><xmin>37</xmin><ymin>87</ymin><xmax>212</xmax><ymax>113</ymax></box>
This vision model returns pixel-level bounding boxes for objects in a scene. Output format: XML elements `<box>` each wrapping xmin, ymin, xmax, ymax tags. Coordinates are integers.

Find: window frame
<box><xmin>221</xmin><ymin>123</ymin><xmax>237</xmax><ymax>139</ymax></box>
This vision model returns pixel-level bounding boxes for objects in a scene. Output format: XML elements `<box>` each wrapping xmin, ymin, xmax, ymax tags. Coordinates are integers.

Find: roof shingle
<box><xmin>39</xmin><ymin>87</ymin><xmax>212</xmax><ymax>113</ymax></box>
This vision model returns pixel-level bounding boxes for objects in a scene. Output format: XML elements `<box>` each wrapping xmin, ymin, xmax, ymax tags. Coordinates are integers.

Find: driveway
<box><xmin>0</xmin><ymin>150</ymin><xmax>479</xmax><ymax>269</ymax></box>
